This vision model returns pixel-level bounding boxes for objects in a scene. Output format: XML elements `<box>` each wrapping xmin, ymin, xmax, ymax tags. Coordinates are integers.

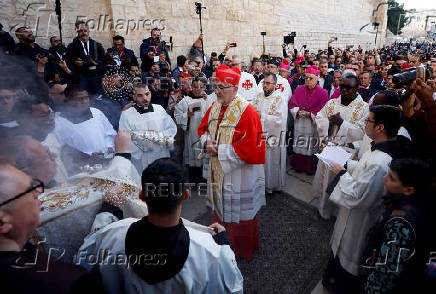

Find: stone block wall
<box><xmin>0</xmin><ymin>0</ymin><xmax>387</xmax><ymax>66</ymax></box>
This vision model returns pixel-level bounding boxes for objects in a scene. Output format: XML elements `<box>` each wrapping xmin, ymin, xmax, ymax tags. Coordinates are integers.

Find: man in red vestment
<box><xmin>198</xmin><ymin>65</ymin><xmax>266</xmax><ymax>260</ymax></box>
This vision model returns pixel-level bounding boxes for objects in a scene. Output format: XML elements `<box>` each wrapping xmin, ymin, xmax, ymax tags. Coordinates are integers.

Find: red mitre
<box><xmin>216</xmin><ymin>65</ymin><xmax>241</xmax><ymax>85</ymax></box>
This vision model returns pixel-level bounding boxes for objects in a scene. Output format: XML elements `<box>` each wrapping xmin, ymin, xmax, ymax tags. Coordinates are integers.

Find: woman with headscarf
<box><xmin>289</xmin><ymin>65</ymin><xmax>330</xmax><ymax>174</ymax></box>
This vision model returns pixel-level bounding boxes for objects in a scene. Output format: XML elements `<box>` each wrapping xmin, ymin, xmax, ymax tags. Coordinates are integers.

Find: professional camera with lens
<box><xmin>392</xmin><ymin>67</ymin><xmax>426</xmax><ymax>88</ymax></box>
<box><xmin>284</xmin><ymin>32</ymin><xmax>296</xmax><ymax>45</ymax></box>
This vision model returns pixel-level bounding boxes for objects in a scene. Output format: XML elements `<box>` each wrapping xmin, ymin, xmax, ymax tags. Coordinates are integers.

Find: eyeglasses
<box><xmin>215</xmin><ymin>85</ymin><xmax>235</xmax><ymax>90</ymax></box>
<box><xmin>339</xmin><ymin>84</ymin><xmax>356</xmax><ymax>91</ymax></box>
<box><xmin>76</xmin><ymin>29</ymin><xmax>88</xmax><ymax>33</ymax></box>
<box><xmin>305</xmin><ymin>77</ymin><xmax>316</xmax><ymax>81</ymax></box>
<box><xmin>263</xmin><ymin>81</ymin><xmax>276</xmax><ymax>85</ymax></box>
<box><xmin>364</xmin><ymin>118</ymin><xmax>376</xmax><ymax>124</ymax></box>
<box><xmin>0</xmin><ymin>179</ymin><xmax>44</xmax><ymax>207</ymax></box>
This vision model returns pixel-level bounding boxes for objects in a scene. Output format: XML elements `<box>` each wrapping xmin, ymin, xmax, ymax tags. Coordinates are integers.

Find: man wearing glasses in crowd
<box><xmin>0</xmin><ymin>164</ymin><xmax>105</xmax><ymax>293</ymax></box>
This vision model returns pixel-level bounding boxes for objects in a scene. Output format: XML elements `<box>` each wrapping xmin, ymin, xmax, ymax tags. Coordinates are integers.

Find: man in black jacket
<box><xmin>0</xmin><ymin>23</ymin><xmax>15</xmax><ymax>54</ymax></box>
<box><xmin>14</xmin><ymin>27</ymin><xmax>49</xmax><ymax>65</ymax></box>
<box><xmin>66</xmin><ymin>21</ymin><xmax>106</xmax><ymax>94</ymax></box>
<box><xmin>105</xmin><ymin>35</ymin><xmax>138</xmax><ymax>70</ymax></box>
<box><xmin>319</xmin><ymin>60</ymin><xmax>333</xmax><ymax>93</ymax></box>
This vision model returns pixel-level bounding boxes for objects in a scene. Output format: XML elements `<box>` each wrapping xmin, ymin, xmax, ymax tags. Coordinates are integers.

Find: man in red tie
<box><xmin>198</xmin><ymin>65</ymin><xmax>266</xmax><ymax>261</ymax></box>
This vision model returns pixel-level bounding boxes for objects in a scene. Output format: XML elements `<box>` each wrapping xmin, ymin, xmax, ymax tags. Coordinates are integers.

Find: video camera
<box><xmin>393</xmin><ymin>67</ymin><xmax>426</xmax><ymax>88</ymax></box>
<box><xmin>284</xmin><ymin>32</ymin><xmax>296</xmax><ymax>45</ymax></box>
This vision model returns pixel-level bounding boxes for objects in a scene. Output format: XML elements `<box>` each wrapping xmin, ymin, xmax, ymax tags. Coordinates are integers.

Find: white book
<box><xmin>315</xmin><ymin>145</ymin><xmax>352</xmax><ymax>167</ymax></box>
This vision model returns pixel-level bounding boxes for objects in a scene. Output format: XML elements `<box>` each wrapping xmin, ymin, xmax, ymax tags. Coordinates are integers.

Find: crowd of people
<box><xmin>0</xmin><ymin>19</ymin><xmax>435</xmax><ymax>293</ymax></box>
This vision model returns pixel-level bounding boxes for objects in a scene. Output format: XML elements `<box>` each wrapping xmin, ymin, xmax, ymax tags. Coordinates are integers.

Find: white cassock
<box><xmin>119</xmin><ymin>104</ymin><xmax>177</xmax><ymax>173</ymax></box>
<box><xmin>329</xmin><ymin>147</ymin><xmax>393</xmax><ymax>276</ymax></box>
<box><xmin>174</xmin><ymin>96</ymin><xmax>203</xmax><ymax>167</ymax></box>
<box><xmin>252</xmin><ymin>90</ymin><xmax>287</xmax><ymax>192</ymax></box>
<box><xmin>312</xmin><ymin>95</ymin><xmax>369</xmax><ymax>219</ymax></box>
<box><xmin>41</xmin><ymin>132</ymin><xmax>68</xmax><ymax>183</ymax></box>
<box><xmin>36</xmin><ymin>155</ymin><xmax>148</xmax><ymax>262</ymax></box>
<box><xmin>75</xmin><ymin>215</ymin><xmax>243</xmax><ymax>294</ymax></box>
<box><xmin>54</xmin><ymin>107</ymin><xmax>116</xmax><ymax>154</ymax></box>
<box><xmin>237</xmin><ymin>71</ymin><xmax>258</xmax><ymax>102</ymax></box>
<box><xmin>257</xmin><ymin>74</ymin><xmax>292</xmax><ymax>104</ymax></box>
<box><xmin>200</xmin><ymin>93</ymin><xmax>217</xmax><ymax>181</ymax></box>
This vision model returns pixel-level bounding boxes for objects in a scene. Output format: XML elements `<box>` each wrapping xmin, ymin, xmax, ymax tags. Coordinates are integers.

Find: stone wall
<box><xmin>0</xmin><ymin>0</ymin><xmax>387</xmax><ymax>65</ymax></box>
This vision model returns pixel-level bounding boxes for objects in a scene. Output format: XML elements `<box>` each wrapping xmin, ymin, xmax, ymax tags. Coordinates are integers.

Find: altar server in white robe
<box><xmin>0</xmin><ymin>131</ymin><xmax>147</xmax><ymax>261</ymax></box>
<box><xmin>351</xmin><ymin>90</ymin><xmax>411</xmax><ymax>159</ymax></box>
<box><xmin>232</xmin><ymin>56</ymin><xmax>257</xmax><ymax>103</ymax></box>
<box><xmin>312</xmin><ymin>74</ymin><xmax>369</xmax><ymax>219</ymax></box>
<box><xmin>119</xmin><ymin>83</ymin><xmax>177</xmax><ymax>173</ymax></box>
<box><xmin>174</xmin><ymin>77</ymin><xmax>207</xmax><ymax>167</ymax></box>
<box><xmin>257</xmin><ymin>59</ymin><xmax>292</xmax><ymax>104</ymax></box>
<box><xmin>76</xmin><ymin>159</ymin><xmax>243</xmax><ymax>294</ymax></box>
<box><xmin>319</xmin><ymin>105</ymin><xmax>411</xmax><ymax>293</ymax></box>
<box><xmin>253</xmin><ymin>72</ymin><xmax>287</xmax><ymax>193</ymax></box>
<box><xmin>54</xmin><ymin>84</ymin><xmax>116</xmax><ymax>155</ymax></box>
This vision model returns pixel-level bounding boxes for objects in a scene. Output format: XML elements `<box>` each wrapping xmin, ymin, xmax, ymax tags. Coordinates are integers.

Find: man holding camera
<box><xmin>66</xmin><ymin>21</ymin><xmax>106</xmax><ymax>94</ymax></box>
<box><xmin>140</xmin><ymin>28</ymin><xmax>170</xmax><ymax>70</ymax></box>
<box><xmin>14</xmin><ymin>27</ymin><xmax>49</xmax><ymax>74</ymax></box>
<box><xmin>105</xmin><ymin>35</ymin><xmax>138</xmax><ymax>70</ymax></box>
<box><xmin>45</xmin><ymin>36</ymin><xmax>76</xmax><ymax>85</ymax></box>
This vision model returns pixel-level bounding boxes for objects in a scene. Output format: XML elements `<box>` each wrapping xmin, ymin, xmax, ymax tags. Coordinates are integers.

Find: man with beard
<box><xmin>258</xmin><ymin>59</ymin><xmax>292</xmax><ymax>105</ymax></box>
<box><xmin>253</xmin><ymin>72</ymin><xmax>287</xmax><ymax>193</ymax></box>
<box><xmin>45</xmin><ymin>36</ymin><xmax>76</xmax><ymax>84</ymax></box>
<box><xmin>174</xmin><ymin>76</ymin><xmax>207</xmax><ymax>175</ymax></box>
<box><xmin>313</xmin><ymin>73</ymin><xmax>369</xmax><ymax>219</ymax></box>
<box><xmin>14</xmin><ymin>27</ymin><xmax>48</xmax><ymax>62</ymax></box>
<box><xmin>119</xmin><ymin>83</ymin><xmax>177</xmax><ymax>173</ymax></box>
<box><xmin>252</xmin><ymin>59</ymin><xmax>264</xmax><ymax>85</ymax></box>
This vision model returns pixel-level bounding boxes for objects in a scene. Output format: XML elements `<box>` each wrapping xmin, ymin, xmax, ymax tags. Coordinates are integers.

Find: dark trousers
<box><xmin>322</xmin><ymin>251</ymin><xmax>364</xmax><ymax>294</ymax></box>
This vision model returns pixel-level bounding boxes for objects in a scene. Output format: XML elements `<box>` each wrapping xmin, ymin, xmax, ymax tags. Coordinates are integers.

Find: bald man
<box><xmin>0</xmin><ymin>164</ymin><xmax>104</xmax><ymax>293</ymax></box>
<box><xmin>0</xmin><ymin>131</ymin><xmax>148</xmax><ymax>261</ymax></box>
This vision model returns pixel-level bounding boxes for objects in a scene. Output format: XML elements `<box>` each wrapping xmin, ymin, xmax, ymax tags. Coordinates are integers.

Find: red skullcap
<box><xmin>178</xmin><ymin>72</ymin><xmax>192</xmax><ymax>79</ymax></box>
<box><xmin>216</xmin><ymin>64</ymin><xmax>241</xmax><ymax>85</ymax></box>
<box><xmin>401</xmin><ymin>62</ymin><xmax>411</xmax><ymax>70</ymax></box>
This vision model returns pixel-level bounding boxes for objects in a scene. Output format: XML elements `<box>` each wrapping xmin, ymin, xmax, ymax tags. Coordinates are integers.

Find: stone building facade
<box><xmin>1</xmin><ymin>0</ymin><xmax>387</xmax><ymax>65</ymax></box>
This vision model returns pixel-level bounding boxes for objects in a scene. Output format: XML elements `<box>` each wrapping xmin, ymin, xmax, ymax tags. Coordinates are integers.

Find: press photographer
<box><xmin>105</xmin><ymin>35</ymin><xmax>138</xmax><ymax>70</ymax></box>
<box><xmin>140</xmin><ymin>28</ymin><xmax>170</xmax><ymax>72</ymax></box>
<box><xmin>65</xmin><ymin>21</ymin><xmax>106</xmax><ymax>94</ymax></box>
<box><xmin>44</xmin><ymin>36</ymin><xmax>76</xmax><ymax>84</ymax></box>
